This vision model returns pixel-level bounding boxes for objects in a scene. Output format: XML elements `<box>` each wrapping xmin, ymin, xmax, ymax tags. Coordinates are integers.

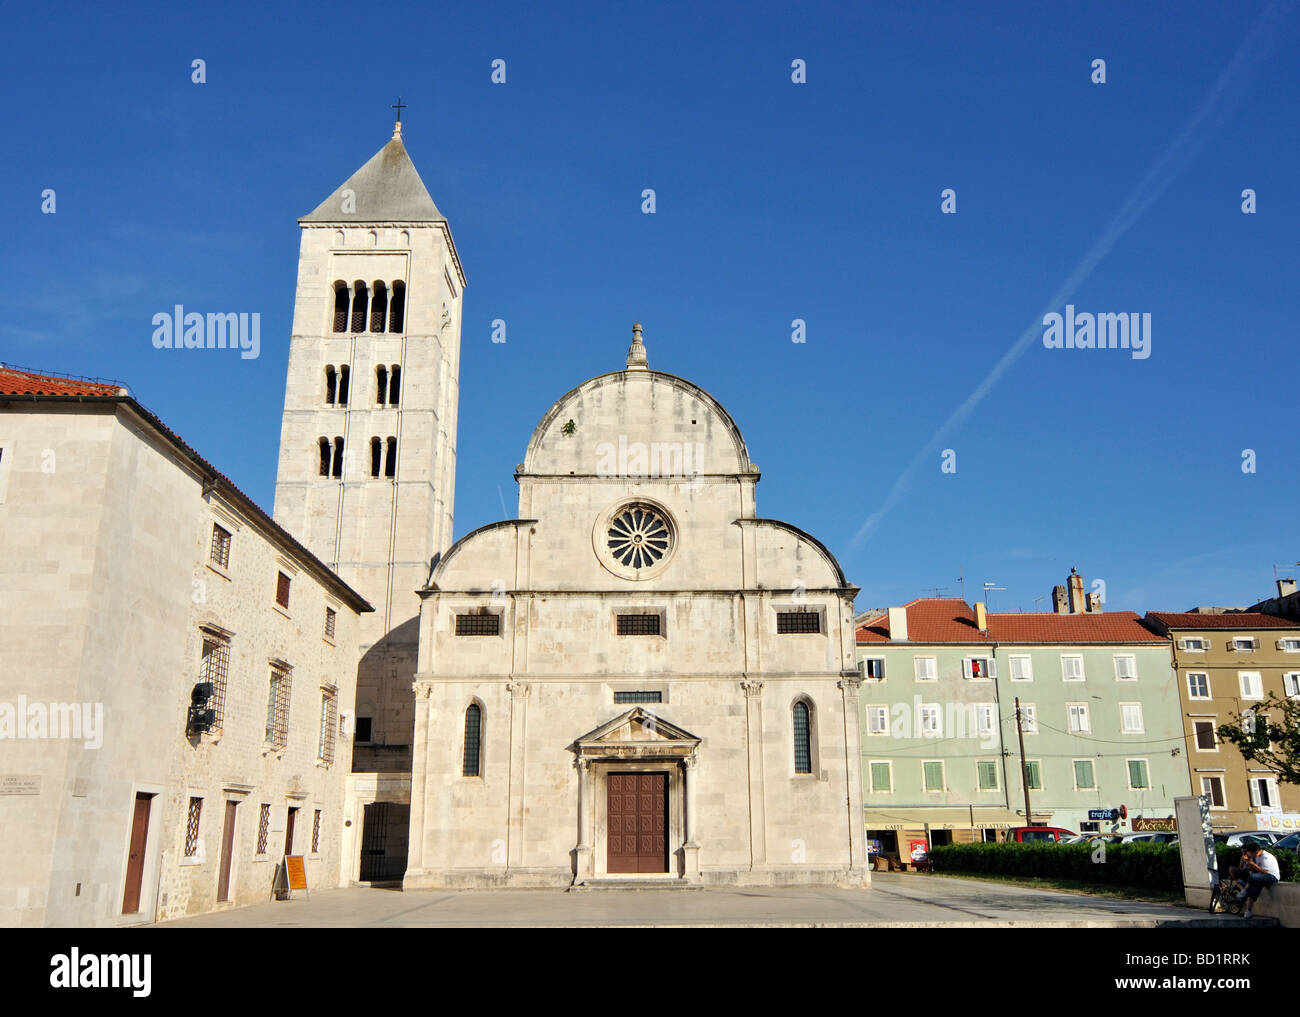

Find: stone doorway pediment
<box><xmin>574</xmin><ymin>708</ymin><xmax>700</xmax><ymax>762</ymax></box>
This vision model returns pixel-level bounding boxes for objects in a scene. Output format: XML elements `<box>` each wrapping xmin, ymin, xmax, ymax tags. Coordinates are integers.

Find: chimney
<box><xmin>1068</xmin><ymin>569</ymin><xmax>1085</xmax><ymax>614</ymax></box>
<box><xmin>887</xmin><ymin>606</ymin><xmax>909</xmax><ymax>642</ymax></box>
<box><xmin>1086</xmin><ymin>591</ymin><xmax>1102</xmax><ymax>613</ymax></box>
<box><xmin>1279</xmin><ymin>578</ymin><xmax>1297</xmax><ymax>598</ymax></box>
<box><xmin>1053</xmin><ymin>585</ymin><xmax>1068</xmax><ymax>614</ymax></box>
<box><xmin>975</xmin><ymin>601</ymin><xmax>988</xmax><ymax>632</ymax></box>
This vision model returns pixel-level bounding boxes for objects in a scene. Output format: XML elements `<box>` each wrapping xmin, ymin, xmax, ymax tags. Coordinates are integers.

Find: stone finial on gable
<box><xmin>626</xmin><ymin>322</ymin><xmax>648</xmax><ymax>370</ymax></box>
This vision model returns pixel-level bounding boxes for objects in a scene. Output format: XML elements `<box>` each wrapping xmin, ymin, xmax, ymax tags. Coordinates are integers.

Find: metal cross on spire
<box><xmin>391</xmin><ymin>97</ymin><xmax>407</xmax><ymax>139</ymax></box>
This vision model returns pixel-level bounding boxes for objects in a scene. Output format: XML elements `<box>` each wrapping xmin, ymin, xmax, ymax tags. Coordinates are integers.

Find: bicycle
<box><xmin>1208</xmin><ymin>874</ymin><xmax>1246</xmax><ymax>915</ymax></box>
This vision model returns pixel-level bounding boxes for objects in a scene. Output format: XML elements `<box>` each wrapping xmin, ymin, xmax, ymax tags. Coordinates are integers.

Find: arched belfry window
<box><xmin>369</xmin><ymin>437</ymin><xmax>382</xmax><ymax>478</ymax></box>
<box><xmin>332</xmin><ymin>437</ymin><xmax>344</xmax><ymax>479</ymax></box>
<box><xmin>384</xmin><ymin>436</ymin><xmax>397</xmax><ymax>478</ymax></box>
<box><xmin>332</xmin><ymin>283</ymin><xmax>348</xmax><ymax>333</ymax></box>
<box><xmin>318</xmin><ymin>438</ymin><xmax>330</xmax><ymax>477</ymax></box>
<box><xmin>389</xmin><ymin>281</ymin><xmax>405</xmax><ymax>333</ymax></box>
<box><xmin>337</xmin><ymin>365</ymin><xmax>350</xmax><ymax>406</ymax></box>
<box><xmin>793</xmin><ymin>700</ymin><xmax>813</xmax><ymax>774</ymax></box>
<box><xmin>463</xmin><ymin>703</ymin><xmax>483</xmax><ymax>777</ymax></box>
<box><xmin>350</xmin><ymin>282</ymin><xmax>368</xmax><ymax>333</ymax></box>
<box><xmin>324</xmin><ymin>365</ymin><xmax>337</xmax><ymax>405</ymax></box>
<box><xmin>370</xmin><ymin>282</ymin><xmax>388</xmax><ymax>333</ymax></box>
<box><xmin>388</xmin><ymin>365</ymin><xmax>400</xmax><ymax>406</ymax></box>
<box><xmin>376</xmin><ymin>365</ymin><xmax>388</xmax><ymax>406</ymax></box>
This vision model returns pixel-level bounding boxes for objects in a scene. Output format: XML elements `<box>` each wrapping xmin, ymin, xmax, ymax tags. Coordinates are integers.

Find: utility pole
<box><xmin>1015</xmin><ymin>697</ymin><xmax>1033</xmax><ymax>825</ymax></box>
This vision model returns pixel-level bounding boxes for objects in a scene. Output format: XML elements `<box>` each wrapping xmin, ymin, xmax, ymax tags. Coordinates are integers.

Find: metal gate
<box><xmin>359</xmin><ymin>802</ymin><xmax>409</xmax><ymax>882</ymax></box>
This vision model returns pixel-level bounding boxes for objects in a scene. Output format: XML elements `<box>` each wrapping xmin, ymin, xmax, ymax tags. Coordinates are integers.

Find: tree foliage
<box><xmin>1217</xmin><ymin>692</ymin><xmax>1300</xmax><ymax>786</ymax></box>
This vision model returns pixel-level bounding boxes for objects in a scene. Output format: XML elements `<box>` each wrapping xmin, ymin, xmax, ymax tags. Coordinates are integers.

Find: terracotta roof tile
<box><xmin>1145</xmin><ymin>611</ymin><xmax>1299</xmax><ymax>631</ymax></box>
<box><xmin>856</xmin><ymin>598</ymin><xmax>1163</xmax><ymax>644</ymax></box>
<box><xmin>0</xmin><ymin>365</ymin><xmax>126</xmax><ymax>397</ymax></box>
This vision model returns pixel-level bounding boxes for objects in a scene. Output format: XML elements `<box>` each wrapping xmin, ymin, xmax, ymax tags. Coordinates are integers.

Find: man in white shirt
<box><xmin>1234</xmin><ymin>842</ymin><xmax>1281</xmax><ymax>919</ymax></box>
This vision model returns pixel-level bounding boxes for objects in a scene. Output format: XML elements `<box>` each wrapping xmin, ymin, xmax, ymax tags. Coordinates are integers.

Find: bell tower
<box><xmin>273</xmin><ymin>115</ymin><xmax>465</xmax><ymax>777</ymax></box>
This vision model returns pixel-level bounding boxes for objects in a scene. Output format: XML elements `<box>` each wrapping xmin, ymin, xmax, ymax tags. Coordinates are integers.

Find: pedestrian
<box><xmin>1232</xmin><ymin>842</ymin><xmax>1280</xmax><ymax>919</ymax></box>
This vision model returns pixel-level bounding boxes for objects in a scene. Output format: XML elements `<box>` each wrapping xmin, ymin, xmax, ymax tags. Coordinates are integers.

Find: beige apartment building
<box><xmin>1144</xmin><ymin>609</ymin><xmax>1300</xmax><ymax>833</ymax></box>
<box><xmin>0</xmin><ymin>367</ymin><xmax>370</xmax><ymax>926</ymax></box>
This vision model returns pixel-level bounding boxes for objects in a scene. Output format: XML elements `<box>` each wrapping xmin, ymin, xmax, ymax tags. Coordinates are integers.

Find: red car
<box><xmin>1004</xmin><ymin>826</ymin><xmax>1076</xmax><ymax>843</ymax></box>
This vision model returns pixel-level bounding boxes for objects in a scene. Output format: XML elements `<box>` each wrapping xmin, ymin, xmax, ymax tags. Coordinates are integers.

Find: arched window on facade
<box><xmin>317</xmin><ymin>438</ymin><xmax>330</xmax><ymax>477</ymax></box>
<box><xmin>370</xmin><ymin>282</ymin><xmax>388</xmax><ymax>333</ymax></box>
<box><xmin>332</xmin><ymin>282</ymin><xmax>348</xmax><ymax>333</ymax></box>
<box><xmin>331</xmin><ymin>437</ymin><xmax>344</xmax><ymax>479</ymax></box>
<box><xmin>324</xmin><ymin>365</ymin><xmax>337</xmax><ymax>405</ymax></box>
<box><xmin>369</xmin><ymin>437</ymin><xmax>382</xmax><ymax>478</ymax></box>
<box><xmin>337</xmin><ymin>365</ymin><xmax>350</xmax><ymax>406</ymax></box>
<box><xmin>389</xmin><ymin>281</ymin><xmax>405</xmax><ymax>333</ymax></box>
<box><xmin>463</xmin><ymin>703</ymin><xmax>483</xmax><ymax>777</ymax></box>
<box><xmin>376</xmin><ymin>365</ymin><xmax>388</xmax><ymax>406</ymax></box>
<box><xmin>350</xmin><ymin>282</ymin><xmax>368</xmax><ymax>333</ymax></box>
<box><xmin>384</xmin><ymin>436</ymin><xmax>397</xmax><ymax>478</ymax></box>
<box><xmin>793</xmin><ymin>700</ymin><xmax>813</xmax><ymax>774</ymax></box>
<box><xmin>388</xmin><ymin>365</ymin><xmax>400</xmax><ymax>406</ymax></box>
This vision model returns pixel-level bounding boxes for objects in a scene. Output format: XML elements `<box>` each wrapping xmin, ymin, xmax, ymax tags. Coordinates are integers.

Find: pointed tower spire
<box><xmin>625</xmin><ymin>322</ymin><xmax>648</xmax><ymax>371</ymax></box>
<box><xmin>300</xmin><ymin>123</ymin><xmax>443</xmax><ymax>224</ymax></box>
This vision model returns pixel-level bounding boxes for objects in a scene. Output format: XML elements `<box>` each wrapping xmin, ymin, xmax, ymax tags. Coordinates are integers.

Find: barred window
<box><xmin>616</xmin><ymin>613</ymin><xmax>660</xmax><ymax>636</ymax></box>
<box><xmin>265</xmin><ymin>666</ymin><xmax>292</xmax><ymax>749</ymax></box>
<box><xmin>463</xmin><ymin>703</ymin><xmax>483</xmax><ymax>777</ymax></box>
<box><xmin>256</xmin><ymin>803</ymin><xmax>270</xmax><ymax>854</ymax></box>
<box><xmin>614</xmin><ymin>691</ymin><xmax>662</xmax><ymax>704</ymax></box>
<box><xmin>184</xmin><ymin>797</ymin><xmax>202</xmax><ymax>857</ymax></box>
<box><xmin>276</xmin><ymin>571</ymin><xmax>291</xmax><ymax>609</ymax></box>
<box><xmin>324</xmin><ymin>607</ymin><xmax>337</xmax><ymax>640</ymax></box>
<box><xmin>198</xmin><ymin>634</ymin><xmax>230</xmax><ymax>727</ymax></box>
<box><xmin>793</xmin><ymin>701</ymin><xmax>812</xmax><ymax>773</ymax></box>
<box><xmin>318</xmin><ymin>687</ymin><xmax>338</xmax><ymax>764</ymax></box>
<box><xmin>778</xmin><ymin>611</ymin><xmax>820</xmax><ymax>634</ymax></box>
<box><xmin>312</xmin><ymin>809</ymin><xmax>322</xmax><ymax>854</ymax></box>
<box><xmin>210</xmin><ymin>524</ymin><xmax>231</xmax><ymax>568</ymax></box>
<box><xmin>456</xmin><ymin>613</ymin><xmax>500</xmax><ymax>636</ymax></box>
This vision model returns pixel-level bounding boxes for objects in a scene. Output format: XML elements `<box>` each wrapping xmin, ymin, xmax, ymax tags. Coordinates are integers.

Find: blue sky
<box><xmin>5</xmin><ymin>0</ymin><xmax>1297</xmax><ymax>613</ymax></box>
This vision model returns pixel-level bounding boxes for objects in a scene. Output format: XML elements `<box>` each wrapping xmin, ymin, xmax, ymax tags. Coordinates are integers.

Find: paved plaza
<box><xmin>157</xmin><ymin>872</ymin><xmax>1268</xmax><ymax>928</ymax></box>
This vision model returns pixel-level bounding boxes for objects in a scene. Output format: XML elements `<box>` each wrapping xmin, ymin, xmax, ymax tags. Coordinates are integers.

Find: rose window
<box><xmin>606</xmin><ymin>504</ymin><xmax>672</xmax><ymax>571</ymax></box>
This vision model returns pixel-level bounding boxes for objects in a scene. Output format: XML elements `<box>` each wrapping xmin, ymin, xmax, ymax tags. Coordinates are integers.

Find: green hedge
<box><xmin>928</xmin><ymin>842</ymin><xmax>1298</xmax><ymax>892</ymax></box>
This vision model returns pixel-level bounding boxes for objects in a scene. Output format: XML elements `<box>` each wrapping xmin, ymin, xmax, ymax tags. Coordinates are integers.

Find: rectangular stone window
<box><xmin>318</xmin><ymin>687</ymin><xmax>338</xmax><ymax>764</ymax></box>
<box><xmin>860</xmin><ymin>658</ymin><xmax>885</xmax><ymax>681</ymax></box>
<box><xmin>777</xmin><ymin>611</ymin><xmax>820</xmax><ymax>634</ymax></box>
<box><xmin>210</xmin><ymin>524</ymin><xmax>231</xmax><ymax>569</ymax></box>
<box><xmin>275</xmin><ymin>571</ymin><xmax>291</xmax><ymax>609</ymax></box>
<box><xmin>1127</xmin><ymin>759</ymin><xmax>1150</xmax><ymax>790</ymax></box>
<box><xmin>324</xmin><ymin>607</ymin><xmax>336</xmax><ymax>640</ymax></box>
<box><xmin>184</xmin><ymin>797</ymin><xmax>202</xmax><ymax>857</ymax></box>
<box><xmin>614</xmin><ymin>691</ymin><xmax>662</xmax><ymax>703</ymax></box>
<box><xmin>1194</xmin><ymin>720</ymin><xmax>1217</xmax><ymax>750</ymax></box>
<box><xmin>616</xmin><ymin>614</ymin><xmax>661</xmax><ymax>636</ymax></box>
<box><xmin>265</xmin><ymin>666</ymin><xmax>292</xmax><ymax>749</ymax></box>
<box><xmin>456</xmin><ymin>613</ymin><xmax>500</xmax><ymax>636</ymax></box>
<box><xmin>1201</xmin><ymin>775</ymin><xmax>1225</xmax><ymax>808</ymax></box>
<box><xmin>256</xmin><ymin>803</ymin><xmax>270</xmax><ymax>854</ymax></box>
<box><xmin>198</xmin><ymin>633</ymin><xmax>230</xmax><ymax>728</ymax></box>
<box><xmin>312</xmin><ymin>809</ymin><xmax>322</xmax><ymax>854</ymax></box>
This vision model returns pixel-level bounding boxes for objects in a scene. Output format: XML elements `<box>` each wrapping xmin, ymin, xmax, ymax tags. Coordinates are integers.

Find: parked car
<box><xmin>1213</xmin><ymin>830</ymin><xmax>1280</xmax><ymax>848</ymax></box>
<box><xmin>1122</xmin><ymin>832</ymin><xmax>1179</xmax><ymax>844</ymax></box>
<box><xmin>1273</xmin><ymin>832</ymin><xmax>1300</xmax><ymax>852</ymax></box>
<box><xmin>1004</xmin><ymin>826</ymin><xmax>1076</xmax><ymax>843</ymax></box>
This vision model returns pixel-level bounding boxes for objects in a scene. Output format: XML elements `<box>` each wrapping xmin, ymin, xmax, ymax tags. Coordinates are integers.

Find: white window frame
<box><xmin>1072</xmin><ymin>759</ymin><xmax>1096</xmax><ymax>790</ymax></box>
<box><xmin>869</xmin><ymin>760</ymin><xmax>893</xmax><ymax>793</ymax></box>
<box><xmin>1113</xmin><ymin>654</ymin><xmax>1138</xmax><ymax>681</ymax></box>
<box><xmin>976</xmin><ymin>760</ymin><xmax>1000</xmax><ymax>792</ymax></box>
<box><xmin>919</xmin><ymin>704</ymin><xmax>941</xmax><ymax>737</ymax></box>
<box><xmin>1239</xmin><ymin>672</ymin><xmax>1264</xmax><ymax>700</ymax></box>
<box><xmin>1186</xmin><ymin>672</ymin><xmax>1211</xmax><ymax>700</ymax></box>
<box><xmin>1249</xmin><ymin>776</ymin><xmax>1280</xmax><ymax>810</ymax></box>
<box><xmin>914</xmin><ymin>656</ymin><xmax>937</xmax><ymax>682</ymax></box>
<box><xmin>975</xmin><ymin>703</ymin><xmax>996</xmax><ymax>738</ymax></box>
<box><xmin>1192</xmin><ymin>719</ymin><xmax>1218</xmax><ymax>753</ymax></box>
<box><xmin>1126</xmin><ymin>758</ymin><xmax>1150</xmax><ymax>791</ymax></box>
<box><xmin>922</xmin><ymin>760</ymin><xmax>946</xmax><ymax>793</ymax></box>
<box><xmin>1232</xmin><ymin>637</ymin><xmax>1257</xmax><ymax>652</ymax></box>
<box><xmin>1279</xmin><ymin>638</ymin><xmax>1300</xmax><ymax>653</ymax></box>
<box><xmin>1061</xmin><ymin>654</ymin><xmax>1085</xmax><ymax>682</ymax></box>
<box><xmin>860</xmin><ymin>657</ymin><xmax>886</xmax><ymax>682</ymax></box>
<box><xmin>1283</xmin><ymin>673</ymin><xmax>1300</xmax><ymax>699</ymax></box>
<box><xmin>1179</xmin><ymin>637</ymin><xmax>1207</xmax><ymax>652</ymax></box>
<box><xmin>1020</xmin><ymin>703</ymin><xmax>1038</xmax><ymax>734</ymax></box>
<box><xmin>866</xmin><ymin>705</ymin><xmax>889</xmax><ymax>736</ymax></box>
<box><xmin>1119</xmin><ymin>702</ymin><xmax>1144</xmax><ymax>735</ymax></box>
<box><xmin>1067</xmin><ymin>702</ymin><xmax>1090</xmax><ymax>733</ymax></box>
<box><xmin>1008</xmin><ymin>654</ymin><xmax>1033</xmax><ymax>682</ymax></box>
<box><xmin>963</xmin><ymin>656</ymin><xmax>996</xmax><ymax>680</ymax></box>
<box><xmin>1201</xmin><ymin>775</ymin><xmax>1227</xmax><ymax>809</ymax></box>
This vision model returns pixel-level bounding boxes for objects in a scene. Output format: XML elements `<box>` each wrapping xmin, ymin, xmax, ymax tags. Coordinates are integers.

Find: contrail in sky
<box><xmin>852</xmin><ymin>0</ymin><xmax>1294</xmax><ymax>547</ymax></box>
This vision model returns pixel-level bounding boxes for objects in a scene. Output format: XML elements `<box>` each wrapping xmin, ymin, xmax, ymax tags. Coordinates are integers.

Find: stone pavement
<box><xmin>157</xmin><ymin>872</ymin><xmax>1271</xmax><ymax>928</ymax></box>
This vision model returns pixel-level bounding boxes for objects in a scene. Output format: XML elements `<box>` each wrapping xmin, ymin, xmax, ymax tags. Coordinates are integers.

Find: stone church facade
<box><xmin>404</xmin><ymin>331</ymin><xmax>869</xmax><ymax>887</ymax></box>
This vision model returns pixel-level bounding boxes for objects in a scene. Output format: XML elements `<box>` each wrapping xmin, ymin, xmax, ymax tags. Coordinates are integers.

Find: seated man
<box><xmin>1231</xmin><ymin>842</ymin><xmax>1280</xmax><ymax>919</ymax></box>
